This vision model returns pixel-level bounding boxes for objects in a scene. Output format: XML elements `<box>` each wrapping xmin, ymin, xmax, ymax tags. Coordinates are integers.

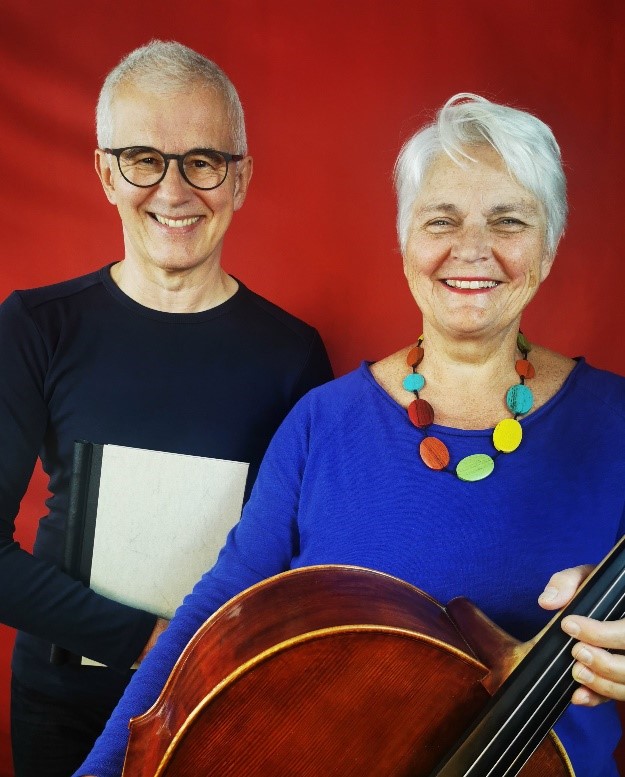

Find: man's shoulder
<box><xmin>237</xmin><ymin>283</ymin><xmax>320</xmax><ymax>342</ymax></box>
<box><xmin>11</xmin><ymin>267</ymin><xmax>105</xmax><ymax>313</ymax></box>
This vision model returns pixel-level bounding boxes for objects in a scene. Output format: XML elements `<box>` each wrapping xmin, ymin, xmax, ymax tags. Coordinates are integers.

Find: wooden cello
<box><xmin>121</xmin><ymin>536</ymin><xmax>625</xmax><ymax>776</ymax></box>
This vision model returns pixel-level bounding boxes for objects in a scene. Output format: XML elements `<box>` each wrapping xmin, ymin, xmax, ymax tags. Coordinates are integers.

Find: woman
<box><xmin>76</xmin><ymin>94</ymin><xmax>625</xmax><ymax>777</ymax></box>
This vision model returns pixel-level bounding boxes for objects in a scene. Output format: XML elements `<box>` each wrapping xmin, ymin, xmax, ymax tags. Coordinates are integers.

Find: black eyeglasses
<box><xmin>103</xmin><ymin>146</ymin><xmax>244</xmax><ymax>190</ymax></box>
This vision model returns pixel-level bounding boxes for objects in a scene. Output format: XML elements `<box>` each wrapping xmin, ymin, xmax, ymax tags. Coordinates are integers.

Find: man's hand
<box><xmin>136</xmin><ymin>617</ymin><xmax>169</xmax><ymax>664</ymax></box>
<box><xmin>539</xmin><ymin>565</ymin><xmax>625</xmax><ymax>706</ymax></box>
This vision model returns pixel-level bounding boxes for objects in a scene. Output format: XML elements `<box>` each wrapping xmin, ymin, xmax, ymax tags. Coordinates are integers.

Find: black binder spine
<box><xmin>49</xmin><ymin>440</ymin><xmax>95</xmax><ymax>665</ymax></box>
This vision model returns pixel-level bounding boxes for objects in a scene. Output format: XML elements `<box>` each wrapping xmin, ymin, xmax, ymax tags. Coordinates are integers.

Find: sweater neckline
<box><xmin>99</xmin><ymin>263</ymin><xmax>247</xmax><ymax>323</ymax></box>
<box><xmin>359</xmin><ymin>356</ymin><xmax>586</xmax><ymax>438</ymax></box>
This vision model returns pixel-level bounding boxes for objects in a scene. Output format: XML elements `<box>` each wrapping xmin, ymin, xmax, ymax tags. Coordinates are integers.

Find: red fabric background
<box><xmin>0</xmin><ymin>1</ymin><xmax>623</xmax><ymax>772</ymax></box>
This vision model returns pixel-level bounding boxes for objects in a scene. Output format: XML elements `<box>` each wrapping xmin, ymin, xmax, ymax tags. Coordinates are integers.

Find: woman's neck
<box><xmin>415</xmin><ymin>326</ymin><xmax>523</xmax><ymax>429</ymax></box>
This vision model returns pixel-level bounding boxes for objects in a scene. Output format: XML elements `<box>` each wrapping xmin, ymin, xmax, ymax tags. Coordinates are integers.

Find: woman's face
<box><xmin>403</xmin><ymin>144</ymin><xmax>553</xmax><ymax>342</ymax></box>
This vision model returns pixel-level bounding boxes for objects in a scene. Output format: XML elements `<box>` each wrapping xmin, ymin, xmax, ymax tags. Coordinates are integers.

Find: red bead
<box><xmin>408</xmin><ymin>399</ymin><xmax>434</xmax><ymax>428</ymax></box>
<box><xmin>420</xmin><ymin>437</ymin><xmax>450</xmax><ymax>470</ymax></box>
<box><xmin>515</xmin><ymin>359</ymin><xmax>535</xmax><ymax>379</ymax></box>
<box><xmin>406</xmin><ymin>345</ymin><xmax>424</xmax><ymax>368</ymax></box>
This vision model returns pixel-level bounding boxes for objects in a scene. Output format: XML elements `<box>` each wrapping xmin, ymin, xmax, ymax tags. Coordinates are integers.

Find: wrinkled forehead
<box><xmin>418</xmin><ymin>145</ymin><xmax>544</xmax><ymax>213</ymax></box>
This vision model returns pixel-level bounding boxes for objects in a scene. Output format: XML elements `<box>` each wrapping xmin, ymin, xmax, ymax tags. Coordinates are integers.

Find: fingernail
<box><xmin>574</xmin><ymin>688</ymin><xmax>591</xmax><ymax>705</ymax></box>
<box><xmin>539</xmin><ymin>586</ymin><xmax>559</xmax><ymax>603</ymax></box>
<box><xmin>574</xmin><ymin>647</ymin><xmax>592</xmax><ymax>664</ymax></box>
<box><xmin>576</xmin><ymin>666</ymin><xmax>594</xmax><ymax>683</ymax></box>
<box><xmin>562</xmin><ymin>617</ymin><xmax>580</xmax><ymax>637</ymax></box>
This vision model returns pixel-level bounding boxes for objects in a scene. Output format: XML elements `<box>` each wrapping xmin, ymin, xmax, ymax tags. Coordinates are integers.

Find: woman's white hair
<box><xmin>96</xmin><ymin>40</ymin><xmax>247</xmax><ymax>154</ymax></box>
<box><xmin>394</xmin><ymin>93</ymin><xmax>567</xmax><ymax>257</ymax></box>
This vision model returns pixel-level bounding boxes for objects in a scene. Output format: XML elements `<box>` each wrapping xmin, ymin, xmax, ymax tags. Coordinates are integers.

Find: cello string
<box><xmin>456</xmin><ymin>566</ymin><xmax>625</xmax><ymax>777</ymax></box>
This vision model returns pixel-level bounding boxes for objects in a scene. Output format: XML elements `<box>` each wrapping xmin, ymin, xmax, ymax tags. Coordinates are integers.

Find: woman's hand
<box><xmin>539</xmin><ymin>565</ymin><xmax>625</xmax><ymax>706</ymax></box>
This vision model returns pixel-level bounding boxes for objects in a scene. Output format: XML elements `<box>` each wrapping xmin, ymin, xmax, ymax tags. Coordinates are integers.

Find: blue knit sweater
<box><xmin>77</xmin><ymin>359</ymin><xmax>625</xmax><ymax>777</ymax></box>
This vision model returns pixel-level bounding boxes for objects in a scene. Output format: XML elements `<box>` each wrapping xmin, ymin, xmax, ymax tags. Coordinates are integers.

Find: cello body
<box><xmin>121</xmin><ymin>565</ymin><xmax>574</xmax><ymax>776</ymax></box>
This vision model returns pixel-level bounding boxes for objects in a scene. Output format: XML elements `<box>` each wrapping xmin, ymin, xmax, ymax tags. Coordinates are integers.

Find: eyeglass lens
<box><xmin>117</xmin><ymin>148</ymin><xmax>230</xmax><ymax>189</ymax></box>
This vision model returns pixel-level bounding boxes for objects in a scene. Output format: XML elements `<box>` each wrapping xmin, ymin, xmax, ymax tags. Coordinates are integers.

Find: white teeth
<box><xmin>154</xmin><ymin>214</ymin><xmax>200</xmax><ymax>228</ymax></box>
<box><xmin>445</xmin><ymin>279</ymin><xmax>499</xmax><ymax>289</ymax></box>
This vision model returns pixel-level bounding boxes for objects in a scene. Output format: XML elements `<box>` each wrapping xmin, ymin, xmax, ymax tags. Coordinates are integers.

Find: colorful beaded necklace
<box><xmin>404</xmin><ymin>332</ymin><xmax>535</xmax><ymax>482</ymax></box>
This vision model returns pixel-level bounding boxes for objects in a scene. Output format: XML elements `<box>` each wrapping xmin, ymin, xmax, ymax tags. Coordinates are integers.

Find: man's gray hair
<box><xmin>96</xmin><ymin>40</ymin><xmax>247</xmax><ymax>154</ymax></box>
<box><xmin>394</xmin><ymin>93</ymin><xmax>567</xmax><ymax>257</ymax></box>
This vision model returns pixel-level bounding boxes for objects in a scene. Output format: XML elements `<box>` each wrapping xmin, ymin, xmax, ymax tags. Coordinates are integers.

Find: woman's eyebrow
<box><xmin>487</xmin><ymin>202</ymin><xmax>540</xmax><ymax>216</ymax></box>
<box><xmin>414</xmin><ymin>203</ymin><xmax>460</xmax><ymax>215</ymax></box>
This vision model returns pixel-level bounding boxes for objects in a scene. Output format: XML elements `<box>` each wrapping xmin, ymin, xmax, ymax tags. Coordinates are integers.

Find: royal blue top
<box><xmin>77</xmin><ymin>358</ymin><xmax>625</xmax><ymax>777</ymax></box>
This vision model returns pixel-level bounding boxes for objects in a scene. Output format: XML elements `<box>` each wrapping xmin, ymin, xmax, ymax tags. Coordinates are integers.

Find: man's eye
<box><xmin>186</xmin><ymin>153</ymin><xmax>223</xmax><ymax>171</ymax></box>
<box><xmin>135</xmin><ymin>156</ymin><xmax>159</xmax><ymax>166</ymax></box>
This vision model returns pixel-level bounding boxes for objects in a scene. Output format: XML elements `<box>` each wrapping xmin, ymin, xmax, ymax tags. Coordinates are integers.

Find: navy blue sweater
<box><xmin>0</xmin><ymin>265</ymin><xmax>332</xmax><ymax>705</ymax></box>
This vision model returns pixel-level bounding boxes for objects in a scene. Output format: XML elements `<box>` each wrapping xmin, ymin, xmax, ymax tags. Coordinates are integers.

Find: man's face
<box><xmin>95</xmin><ymin>82</ymin><xmax>252</xmax><ymax>281</ymax></box>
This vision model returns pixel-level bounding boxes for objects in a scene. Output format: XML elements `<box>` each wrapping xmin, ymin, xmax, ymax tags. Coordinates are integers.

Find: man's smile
<box><xmin>151</xmin><ymin>213</ymin><xmax>202</xmax><ymax>228</ymax></box>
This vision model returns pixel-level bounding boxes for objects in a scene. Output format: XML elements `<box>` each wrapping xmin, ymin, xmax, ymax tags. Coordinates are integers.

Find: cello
<box><xmin>121</xmin><ymin>536</ymin><xmax>625</xmax><ymax>776</ymax></box>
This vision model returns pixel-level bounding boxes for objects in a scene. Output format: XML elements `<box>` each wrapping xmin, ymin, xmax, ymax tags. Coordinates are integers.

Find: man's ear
<box><xmin>233</xmin><ymin>156</ymin><xmax>253</xmax><ymax>211</ymax></box>
<box><xmin>95</xmin><ymin>149</ymin><xmax>117</xmax><ymax>205</ymax></box>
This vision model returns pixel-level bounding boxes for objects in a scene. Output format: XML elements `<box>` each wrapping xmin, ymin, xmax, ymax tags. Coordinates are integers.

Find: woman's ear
<box><xmin>540</xmin><ymin>248</ymin><xmax>556</xmax><ymax>282</ymax></box>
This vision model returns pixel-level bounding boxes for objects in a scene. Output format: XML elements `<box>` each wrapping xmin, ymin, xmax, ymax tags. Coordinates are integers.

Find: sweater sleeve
<box><xmin>0</xmin><ymin>293</ymin><xmax>156</xmax><ymax>668</ymax></box>
<box><xmin>290</xmin><ymin>328</ymin><xmax>333</xmax><ymax>404</ymax></box>
<box><xmin>74</xmin><ymin>396</ymin><xmax>312</xmax><ymax>777</ymax></box>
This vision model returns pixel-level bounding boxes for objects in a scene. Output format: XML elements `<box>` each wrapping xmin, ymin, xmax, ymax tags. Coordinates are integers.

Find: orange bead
<box><xmin>419</xmin><ymin>436</ymin><xmax>450</xmax><ymax>470</ymax></box>
<box><xmin>408</xmin><ymin>399</ymin><xmax>434</xmax><ymax>428</ymax></box>
<box><xmin>406</xmin><ymin>345</ymin><xmax>424</xmax><ymax>368</ymax></box>
<box><xmin>515</xmin><ymin>359</ymin><xmax>535</xmax><ymax>379</ymax></box>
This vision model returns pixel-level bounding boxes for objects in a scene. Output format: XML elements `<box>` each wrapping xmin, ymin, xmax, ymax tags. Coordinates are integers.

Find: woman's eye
<box><xmin>496</xmin><ymin>218</ymin><xmax>525</xmax><ymax>228</ymax></box>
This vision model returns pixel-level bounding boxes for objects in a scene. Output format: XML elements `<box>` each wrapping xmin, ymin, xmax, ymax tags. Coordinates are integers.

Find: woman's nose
<box><xmin>452</xmin><ymin>224</ymin><xmax>490</xmax><ymax>262</ymax></box>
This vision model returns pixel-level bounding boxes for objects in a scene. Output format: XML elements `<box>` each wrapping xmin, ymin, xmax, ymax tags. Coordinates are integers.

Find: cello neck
<box><xmin>431</xmin><ymin>535</ymin><xmax>625</xmax><ymax>777</ymax></box>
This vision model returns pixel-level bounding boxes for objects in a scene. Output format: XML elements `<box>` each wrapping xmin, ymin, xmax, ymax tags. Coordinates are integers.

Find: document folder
<box><xmin>51</xmin><ymin>440</ymin><xmax>249</xmax><ymax>665</ymax></box>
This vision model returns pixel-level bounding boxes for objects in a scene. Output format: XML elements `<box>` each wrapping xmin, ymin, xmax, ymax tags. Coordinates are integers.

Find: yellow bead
<box><xmin>493</xmin><ymin>418</ymin><xmax>523</xmax><ymax>453</ymax></box>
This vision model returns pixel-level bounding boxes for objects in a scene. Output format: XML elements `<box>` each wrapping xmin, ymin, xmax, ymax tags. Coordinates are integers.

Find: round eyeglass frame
<box><xmin>103</xmin><ymin>146</ymin><xmax>245</xmax><ymax>190</ymax></box>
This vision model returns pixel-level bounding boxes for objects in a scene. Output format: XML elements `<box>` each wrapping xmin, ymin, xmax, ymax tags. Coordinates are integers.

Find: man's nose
<box><xmin>157</xmin><ymin>159</ymin><xmax>192</xmax><ymax>197</ymax></box>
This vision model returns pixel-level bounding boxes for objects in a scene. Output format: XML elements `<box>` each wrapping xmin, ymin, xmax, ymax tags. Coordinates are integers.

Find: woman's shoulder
<box><xmin>302</xmin><ymin>362</ymin><xmax>372</xmax><ymax>405</ymax></box>
<box><xmin>573</xmin><ymin>358</ymin><xmax>625</xmax><ymax>415</ymax></box>
<box><xmin>536</xmin><ymin>345</ymin><xmax>625</xmax><ymax>418</ymax></box>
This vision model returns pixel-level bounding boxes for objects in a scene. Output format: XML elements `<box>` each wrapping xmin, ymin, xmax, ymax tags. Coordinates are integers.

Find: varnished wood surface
<box><xmin>122</xmin><ymin>565</ymin><xmax>573</xmax><ymax>777</ymax></box>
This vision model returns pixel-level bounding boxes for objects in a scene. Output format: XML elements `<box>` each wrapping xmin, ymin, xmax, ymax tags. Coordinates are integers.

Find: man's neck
<box><xmin>110</xmin><ymin>260</ymin><xmax>239</xmax><ymax>313</ymax></box>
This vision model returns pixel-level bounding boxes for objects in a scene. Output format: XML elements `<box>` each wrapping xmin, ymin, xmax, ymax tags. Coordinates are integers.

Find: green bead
<box><xmin>456</xmin><ymin>454</ymin><xmax>495</xmax><ymax>482</ymax></box>
<box><xmin>517</xmin><ymin>332</ymin><xmax>532</xmax><ymax>354</ymax></box>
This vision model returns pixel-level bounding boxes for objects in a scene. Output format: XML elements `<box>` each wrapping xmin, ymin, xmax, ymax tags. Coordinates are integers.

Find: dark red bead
<box><xmin>408</xmin><ymin>399</ymin><xmax>434</xmax><ymax>428</ymax></box>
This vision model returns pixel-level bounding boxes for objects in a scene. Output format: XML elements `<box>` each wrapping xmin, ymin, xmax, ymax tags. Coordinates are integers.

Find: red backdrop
<box><xmin>0</xmin><ymin>0</ymin><xmax>624</xmax><ymax>773</ymax></box>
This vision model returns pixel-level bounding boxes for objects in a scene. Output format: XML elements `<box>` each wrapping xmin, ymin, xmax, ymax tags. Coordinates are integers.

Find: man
<box><xmin>1</xmin><ymin>40</ymin><xmax>332</xmax><ymax>776</ymax></box>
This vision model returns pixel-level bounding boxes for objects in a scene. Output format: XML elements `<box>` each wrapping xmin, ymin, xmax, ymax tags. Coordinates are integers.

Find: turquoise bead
<box><xmin>403</xmin><ymin>373</ymin><xmax>425</xmax><ymax>392</ymax></box>
<box><xmin>456</xmin><ymin>454</ymin><xmax>495</xmax><ymax>482</ymax></box>
<box><xmin>506</xmin><ymin>384</ymin><xmax>534</xmax><ymax>415</ymax></box>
